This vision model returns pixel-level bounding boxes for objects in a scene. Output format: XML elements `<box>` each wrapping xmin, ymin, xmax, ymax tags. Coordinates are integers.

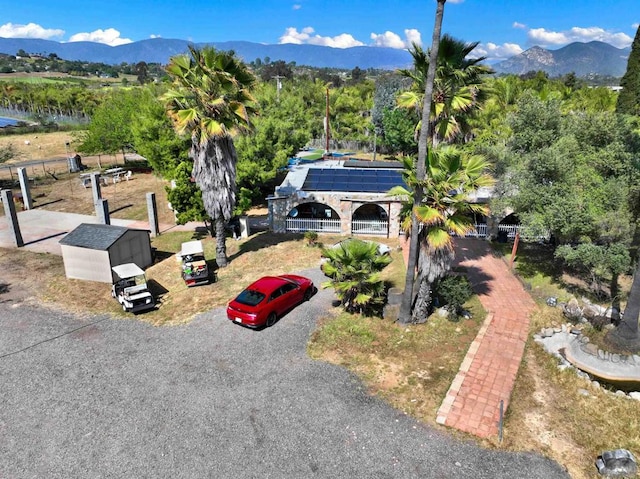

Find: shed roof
<box><xmin>59</xmin><ymin>223</ymin><xmax>148</xmax><ymax>250</ymax></box>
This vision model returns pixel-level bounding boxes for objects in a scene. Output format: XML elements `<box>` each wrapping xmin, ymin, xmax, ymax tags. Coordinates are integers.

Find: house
<box><xmin>268</xmin><ymin>151</ymin><xmax>534</xmax><ymax>242</ymax></box>
<box><xmin>268</xmin><ymin>156</ymin><xmax>407</xmax><ymax>238</ymax></box>
<box><xmin>59</xmin><ymin>223</ymin><xmax>153</xmax><ymax>283</ymax></box>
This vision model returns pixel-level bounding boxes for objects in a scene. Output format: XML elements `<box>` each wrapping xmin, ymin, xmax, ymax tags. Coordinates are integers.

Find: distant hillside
<box><xmin>0</xmin><ymin>37</ymin><xmax>414</xmax><ymax>70</ymax></box>
<box><xmin>493</xmin><ymin>41</ymin><xmax>630</xmax><ymax>77</ymax></box>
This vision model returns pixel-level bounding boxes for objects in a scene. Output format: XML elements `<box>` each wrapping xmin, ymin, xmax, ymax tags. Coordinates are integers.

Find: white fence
<box><xmin>351</xmin><ymin>219</ymin><xmax>388</xmax><ymax>236</ymax></box>
<box><xmin>458</xmin><ymin>224</ymin><xmax>550</xmax><ymax>241</ymax></box>
<box><xmin>286</xmin><ymin>218</ymin><xmax>341</xmax><ymax>233</ymax></box>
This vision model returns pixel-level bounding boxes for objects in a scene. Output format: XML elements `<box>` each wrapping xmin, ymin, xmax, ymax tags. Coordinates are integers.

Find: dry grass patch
<box><xmin>308</xmin><ymin>295</ymin><xmax>486</xmax><ymax>424</ymax></box>
<box><xmin>1</xmin><ymin>231</ymin><xmax>336</xmax><ymax>326</ymax></box>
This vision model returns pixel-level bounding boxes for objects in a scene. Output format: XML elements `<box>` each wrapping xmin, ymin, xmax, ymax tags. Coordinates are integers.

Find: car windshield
<box><xmin>235</xmin><ymin>289</ymin><xmax>265</xmax><ymax>307</ymax></box>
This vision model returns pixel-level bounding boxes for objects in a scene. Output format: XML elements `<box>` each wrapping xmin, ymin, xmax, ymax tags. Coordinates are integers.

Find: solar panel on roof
<box><xmin>300</xmin><ymin>168</ymin><xmax>405</xmax><ymax>192</ymax></box>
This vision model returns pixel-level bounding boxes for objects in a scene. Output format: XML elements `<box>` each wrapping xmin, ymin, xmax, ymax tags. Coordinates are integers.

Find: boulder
<box><xmin>595</xmin><ymin>449</ymin><xmax>637</xmax><ymax>478</ymax></box>
<box><xmin>563</xmin><ymin>298</ymin><xmax>583</xmax><ymax>322</ymax></box>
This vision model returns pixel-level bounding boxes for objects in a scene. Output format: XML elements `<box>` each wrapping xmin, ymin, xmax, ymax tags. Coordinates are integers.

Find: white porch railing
<box><xmin>286</xmin><ymin>217</ymin><xmax>341</xmax><ymax>233</ymax></box>
<box><xmin>352</xmin><ymin>219</ymin><xmax>388</xmax><ymax>236</ymax></box>
<box><xmin>455</xmin><ymin>224</ymin><xmax>550</xmax><ymax>241</ymax></box>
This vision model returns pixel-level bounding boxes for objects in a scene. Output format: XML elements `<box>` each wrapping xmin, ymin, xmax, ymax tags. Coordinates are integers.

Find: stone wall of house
<box><xmin>268</xmin><ymin>191</ymin><xmax>403</xmax><ymax>238</ymax></box>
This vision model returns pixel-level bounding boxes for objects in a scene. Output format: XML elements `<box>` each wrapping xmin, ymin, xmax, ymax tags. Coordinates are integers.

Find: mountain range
<box><xmin>0</xmin><ymin>37</ymin><xmax>631</xmax><ymax>77</ymax></box>
<box><xmin>492</xmin><ymin>41</ymin><xmax>630</xmax><ymax>77</ymax></box>
<box><xmin>0</xmin><ymin>37</ymin><xmax>413</xmax><ymax>70</ymax></box>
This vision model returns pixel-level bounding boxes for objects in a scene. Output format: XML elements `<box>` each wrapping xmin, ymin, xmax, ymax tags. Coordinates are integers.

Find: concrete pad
<box><xmin>0</xmin><ymin>210</ymin><xmax>136</xmax><ymax>255</ymax></box>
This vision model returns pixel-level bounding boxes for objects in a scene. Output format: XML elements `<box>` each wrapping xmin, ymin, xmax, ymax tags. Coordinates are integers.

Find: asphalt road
<box><xmin>0</xmin><ymin>267</ymin><xmax>570</xmax><ymax>479</ymax></box>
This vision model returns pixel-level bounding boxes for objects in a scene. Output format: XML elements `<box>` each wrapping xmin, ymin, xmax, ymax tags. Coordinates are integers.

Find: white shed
<box><xmin>59</xmin><ymin>223</ymin><xmax>153</xmax><ymax>283</ymax></box>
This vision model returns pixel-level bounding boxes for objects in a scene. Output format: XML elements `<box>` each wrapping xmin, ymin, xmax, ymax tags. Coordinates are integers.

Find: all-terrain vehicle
<box><xmin>111</xmin><ymin>263</ymin><xmax>155</xmax><ymax>313</ymax></box>
<box><xmin>179</xmin><ymin>240</ymin><xmax>210</xmax><ymax>287</ymax></box>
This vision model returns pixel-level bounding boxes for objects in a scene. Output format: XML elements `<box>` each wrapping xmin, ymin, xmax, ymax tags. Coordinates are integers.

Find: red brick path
<box><xmin>435</xmin><ymin>238</ymin><xmax>536</xmax><ymax>438</ymax></box>
<box><xmin>399</xmin><ymin>236</ymin><xmax>537</xmax><ymax>439</ymax></box>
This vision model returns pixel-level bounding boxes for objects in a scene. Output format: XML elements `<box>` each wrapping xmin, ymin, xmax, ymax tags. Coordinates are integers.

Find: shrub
<box><xmin>435</xmin><ymin>275</ymin><xmax>473</xmax><ymax>320</ymax></box>
<box><xmin>304</xmin><ymin>231</ymin><xmax>318</xmax><ymax>246</ymax></box>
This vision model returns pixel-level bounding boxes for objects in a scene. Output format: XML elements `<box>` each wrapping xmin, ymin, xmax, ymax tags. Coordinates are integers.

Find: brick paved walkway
<box><xmin>435</xmin><ymin>238</ymin><xmax>537</xmax><ymax>438</ymax></box>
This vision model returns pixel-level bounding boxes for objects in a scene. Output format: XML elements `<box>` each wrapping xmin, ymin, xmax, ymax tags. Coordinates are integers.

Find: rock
<box><xmin>629</xmin><ymin>392</ymin><xmax>640</xmax><ymax>401</ymax></box>
<box><xmin>570</xmin><ymin>328</ymin><xmax>582</xmax><ymax>335</ymax></box>
<box><xmin>596</xmin><ymin>449</ymin><xmax>638</xmax><ymax>477</ymax></box>
<box><xmin>437</xmin><ymin>307</ymin><xmax>449</xmax><ymax>318</ymax></box>
<box><xmin>578</xmin><ymin>388</ymin><xmax>590</xmax><ymax>396</ymax></box>
<box><xmin>541</xmin><ymin>328</ymin><xmax>554</xmax><ymax>338</ymax></box>
<box><xmin>553</xmin><ymin>327</ymin><xmax>562</xmax><ymax>333</ymax></box>
<box><xmin>563</xmin><ymin>298</ymin><xmax>583</xmax><ymax>322</ymax></box>
<box><xmin>615</xmin><ymin>390</ymin><xmax>627</xmax><ymax>397</ymax></box>
<box><xmin>592</xmin><ymin>381</ymin><xmax>601</xmax><ymax>389</ymax></box>
<box><xmin>582</xmin><ymin>343</ymin><xmax>599</xmax><ymax>356</ymax></box>
<box><xmin>546</xmin><ymin>297</ymin><xmax>557</xmax><ymax>307</ymax></box>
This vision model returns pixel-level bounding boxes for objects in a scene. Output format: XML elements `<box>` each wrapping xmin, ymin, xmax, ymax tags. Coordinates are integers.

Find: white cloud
<box><xmin>475</xmin><ymin>42</ymin><xmax>524</xmax><ymax>61</ymax></box>
<box><xmin>633</xmin><ymin>23</ymin><xmax>639</xmax><ymax>29</ymax></box>
<box><xmin>370</xmin><ymin>31</ymin><xmax>405</xmax><ymax>49</ymax></box>
<box><xmin>0</xmin><ymin>22</ymin><xmax>64</xmax><ymax>39</ymax></box>
<box><xmin>512</xmin><ymin>22</ymin><xmax>526</xmax><ymax>29</ymax></box>
<box><xmin>292</xmin><ymin>4</ymin><xmax>301</xmax><ymax>10</ymax></box>
<box><xmin>404</xmin><ymin>29</ymin><xmax>422</xmax><ymax>47</ymax></box>
<box><xmin>68</xmin><ymin>28</ymin><xmax>132</xmax><ymax>46</ymax></box>
<box><xmin>448</xmin><ymin>0</ymin><xmax>464</xmax><ymax>3</ymax></box>
<box><xmin>150</xmin><ymin>34</ymin><xmax>161</xmax><ymax>39</ymax></box>
<box><xmin>370</xmin><ymin>28</ymin><xmax>422</xmax><ymax>49</ymax></box>
<box><xmin>279</xmin><ymin>27</ymin><xmax>364</xmax><ymax>48</ymax></box>
<box><xmin>528</xmin><ymin>26</ymin><xmax>632</xmax><ymax>48</ymax></box>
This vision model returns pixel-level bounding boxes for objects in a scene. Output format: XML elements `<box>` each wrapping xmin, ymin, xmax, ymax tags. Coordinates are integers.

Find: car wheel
<box><xmin>266</xmin><ymin>312</ymin><xmax>277</xmax><ymax>327</ymax></box>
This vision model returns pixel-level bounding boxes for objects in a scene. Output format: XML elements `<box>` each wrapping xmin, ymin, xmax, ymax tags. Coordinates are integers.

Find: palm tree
<box><xmin>392</xmin><ymin>146</ymin><xmax>493</xmax><ymax>322</ymax></box>
<box><xmin>397</xmin><ymin>34</ymin><xmax>493</xmax><ymax>145</ymax></box>
<box><xmin>163</xmin><ymin>46</ymin><xmax>257</xmax><ymax>267</ymax></box>
<box><xmin>321</xmin><ymin>239</ymin><xmax>392</xmax><ymax>315</ymax></box>
<box><xmin>398</xmin><ymin>0</ymin><xmax>446</xmax><ymax>324</ymax></box>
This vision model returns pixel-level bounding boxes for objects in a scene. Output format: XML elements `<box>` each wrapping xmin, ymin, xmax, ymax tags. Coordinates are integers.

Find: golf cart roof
<box><xmin>112</xmin><ymin>263</ymin><xmax>145</xmax><ymax>279</ymax></box>
<box><xmin>181</xmin><ymin>240</ymin><xmax>204</xmax><ymax>257</ymax></box>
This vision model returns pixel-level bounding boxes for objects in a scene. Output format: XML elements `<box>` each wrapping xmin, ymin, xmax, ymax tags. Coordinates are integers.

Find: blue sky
<box><xmin>0</xmin><ymin>0</ymin><xmax>638</xmax><ymax>61</ymax></box>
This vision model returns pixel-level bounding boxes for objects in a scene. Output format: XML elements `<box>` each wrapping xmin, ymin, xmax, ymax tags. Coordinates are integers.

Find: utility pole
<box><xmin>272</xmin><ymin>75</ymin><xmax>285</xmax><ymax>101</ymax></box>
<box><xmin>324</xmin><ymin>87</ymin><xmax>330</xmax><ymax>155</ymax></box>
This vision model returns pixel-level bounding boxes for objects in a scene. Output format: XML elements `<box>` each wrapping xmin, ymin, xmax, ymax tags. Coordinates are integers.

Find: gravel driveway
<box><xmin>0</xmin><ymin>268</ymin><xmax>569</xmax><ymax>478</ymax></box>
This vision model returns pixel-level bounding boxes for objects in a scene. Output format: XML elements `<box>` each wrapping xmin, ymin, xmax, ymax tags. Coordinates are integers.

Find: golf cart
<box><xmin>179</xmin><ymin>240</ymin><xmax>210</xmax><ymax>287</ymax></box>
<box><xmin>111</xmin><ymin>263</ymin><xmax>155</xmax><ymax>313</ymax></box>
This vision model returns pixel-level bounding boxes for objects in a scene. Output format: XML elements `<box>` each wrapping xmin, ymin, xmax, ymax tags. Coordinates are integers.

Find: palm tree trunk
<box><xmin>215</xmin><ymin>217</ymin><xmax>228</xmax><ymax>268</ymax></box>
<box><xmin>412</xmin><ymin>243</ymin><xmax>454</xmax><ymax>323</ymax></box>
<box><xmin>399</xmin><ymin>0</ymin><xmax>446</xmax><ymax>323</ymax></box>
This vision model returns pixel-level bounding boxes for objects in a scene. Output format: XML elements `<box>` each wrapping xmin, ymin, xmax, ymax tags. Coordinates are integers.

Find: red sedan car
<box><xmin>227</xmin><ymin>274</ymin><xmax>315</xmax><ymax>328</ymax></box>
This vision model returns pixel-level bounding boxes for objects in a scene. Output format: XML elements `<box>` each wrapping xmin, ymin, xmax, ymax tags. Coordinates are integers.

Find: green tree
<box><xmin>321</xmin><ymin>239</ymin><xmax>391</xmax><ymax>315</ymax></box>
<box><xmin>381</xmin><ymin>108</ymin><xmax>418</xmax><ymax>156</ymax></box>
<box><xmin>165</xmin><ymin>161</ymin><xmax>208</xmax><ymax>226</ymax></box>
<box><xmin>77</xmin><ymin>89</ymin><xmax>140</xmax><ymax>157</ymax></box>
<box><xmin>130</xmin><ymin>86</ymin><xmax>190</xmax><ymax>178</ymax></box>
<box><xmin>616</xmin><ymin>25</ymin><xmax>640</xmax><ymax>115</ymax></box>
<box><xmin>163</xmin><ymin>46</ymin><xmax>257</xmax><ymax>268</ymax></box>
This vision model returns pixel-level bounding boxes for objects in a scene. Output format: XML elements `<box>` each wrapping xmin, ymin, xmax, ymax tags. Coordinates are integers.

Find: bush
<box><xmin>304</xmin><ymin>231</ymin><xmax>318</xmax><ymax>246</ymax></box>
<box><xmin>435</xmin><ymin>275</ymin><xmax>473</xmax><ymax>319</ymax></box>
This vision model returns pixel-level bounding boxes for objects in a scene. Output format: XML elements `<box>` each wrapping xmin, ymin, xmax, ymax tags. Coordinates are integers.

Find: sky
<box><xmin>0</xmin><ymin>0</ymin><xmax>638</xmax><ymax>61</ymax></box>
